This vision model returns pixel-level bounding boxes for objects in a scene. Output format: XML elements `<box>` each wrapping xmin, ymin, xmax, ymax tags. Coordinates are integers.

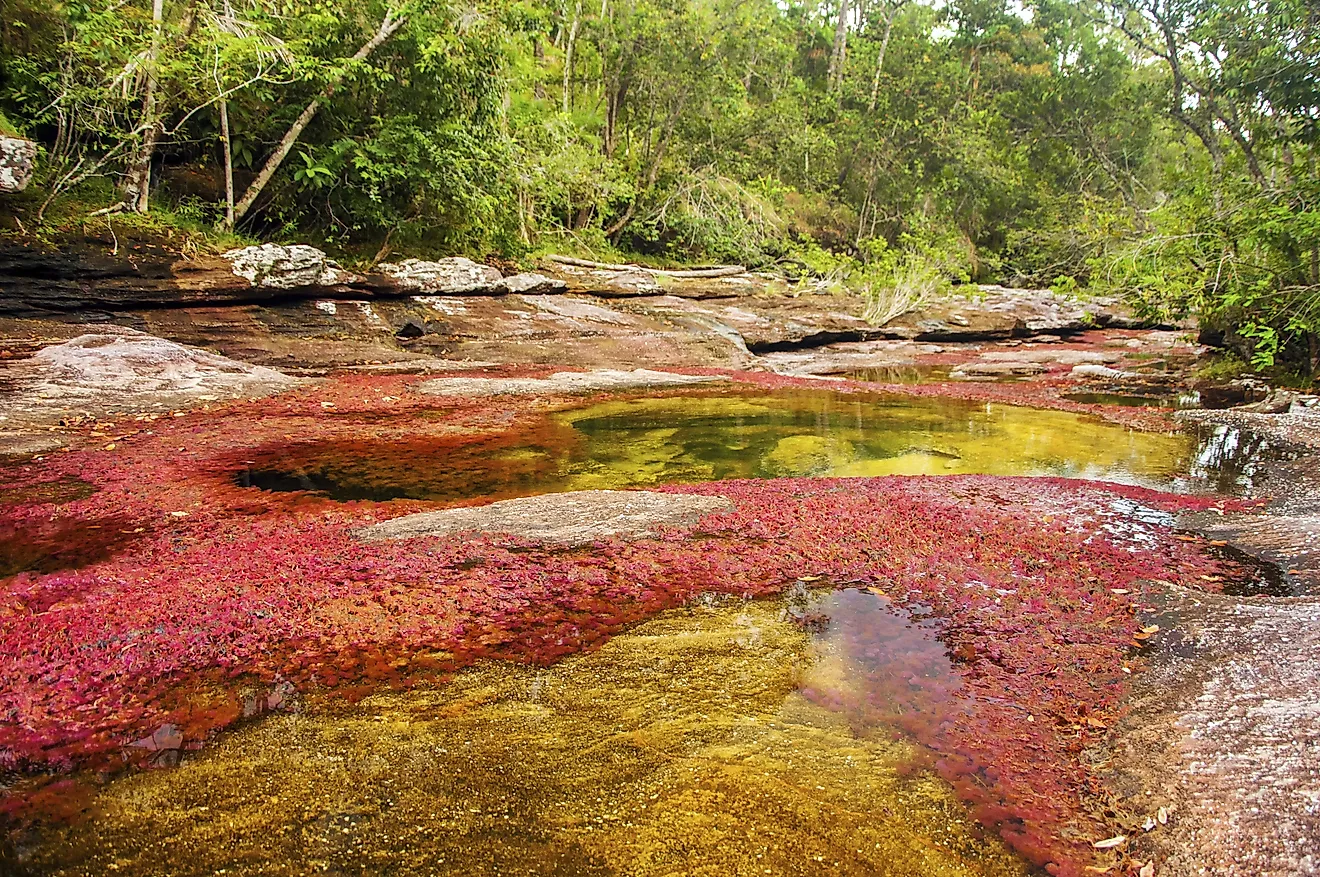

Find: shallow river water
<box><xmin>3</xmin><ymin>387</ymin><xmax>1275</xmax><ymax>875</ymax></box>
<box><xmin>239</xmin><ymin>389</ymin><xmax>1204</xmax><ymax>503</ymax></box>
<box><xmin>15</xmin><ymin>594</ymin><xmax>1030</xmax><ymax>877</ymax></box>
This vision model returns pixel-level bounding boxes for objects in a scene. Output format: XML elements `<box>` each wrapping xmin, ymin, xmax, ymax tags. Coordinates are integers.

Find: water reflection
<box><xmin>789</xmin><ymin>587</ymin><xmax>965</xmax><ymax>742</ymax></box>
<box><xmin>1061</xmin><ymin>391</ymin><xmax>1202</xmax><ymax>409</ymax></box>
<box><xmin>1183</xmin><ymin>423</ymin><xmax>1301</xmax><ymax>494</ymax></box>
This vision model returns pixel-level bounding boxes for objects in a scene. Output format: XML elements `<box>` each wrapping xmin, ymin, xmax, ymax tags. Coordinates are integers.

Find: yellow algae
<box><xmin>553</xmin><ymin>389</ymin><xmax>1193</xmax><ymax>489</ymax></box>
<box><xmin>240</xmin><ymin>387</ymin><xmax>1198</xmax><ymax>503</ymax></box>
<box><xmin>23</xmin><ymin>599</ymin><xmax>1029</xmax><ymax>877</ymax></box>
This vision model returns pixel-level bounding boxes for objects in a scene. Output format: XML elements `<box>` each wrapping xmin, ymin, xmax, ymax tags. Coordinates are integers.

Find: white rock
<box><xmin>356</xmin><ymin>490</ymin><xmax>734</xmax><ymax>545</ymax></box>
<box><xmin>1</xmin><ymin>330</ymin><xmax>300</xmax><ymax>426</ymax></box>
<box><xmin>0</xmin><ymin>136</ymin><xmax>37</xmax><ymax>193</ymax></box>
<box><xmin>1071</xmin><ymin>363</ymin><xmax>1138</xmax><ymax>380</ymax></box>
<box><xmin>222</xmin><ymin>244</ymin><xmax>355</xmax><ymax>289</ymax></box>
<box><xmin>418</xmin><ymin>369</ymin><xmax>730</xmax><ymax>397</ymax></box>
<box><xmin>498</xmin><ymin>272</ymin><xmax>568</xmax><ymax>295</ymax></box>
<box><xmin>377</xmin><ymin>257</ymin><xmax>502</xmax><ymax>294</ymax></box>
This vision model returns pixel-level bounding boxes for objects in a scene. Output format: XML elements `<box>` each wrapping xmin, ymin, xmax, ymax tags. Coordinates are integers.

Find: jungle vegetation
<box><xmin>0</xmin><ymin>0</ymin><xmax>1317</xmax><ymax>371</ymax></box>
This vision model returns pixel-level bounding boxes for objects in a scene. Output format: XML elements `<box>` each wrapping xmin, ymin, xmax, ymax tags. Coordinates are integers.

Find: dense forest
<box><xmin>0</xmin><ymin>0</ymin><xmax>1317</xmax><ymax>372</ymax></box>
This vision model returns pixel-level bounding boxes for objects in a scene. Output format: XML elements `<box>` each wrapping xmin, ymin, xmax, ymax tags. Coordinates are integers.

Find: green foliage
<box><xmin>0</xmin><ymin>0</ymin><xmax>1314</xmax><ymax>376</ymax></box>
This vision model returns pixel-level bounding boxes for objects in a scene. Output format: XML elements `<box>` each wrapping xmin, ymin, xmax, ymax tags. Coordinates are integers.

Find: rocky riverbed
<box><xmin>2</xmin><ymin>244</ymin><xmax>1318</xmax><ymax>877</ymax></box>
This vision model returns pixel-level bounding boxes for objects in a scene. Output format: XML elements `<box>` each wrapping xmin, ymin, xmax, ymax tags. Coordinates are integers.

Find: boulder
<box><xmin>377</xmin><ymin>258</ymin><xmax>503</xmax><ymax>294</ymax></box>
<box><xmin>498</xmin><ymin>272</ymin><xmax>568</xmax><ymax>295</ymax></box>
<box><xmin>355</xmin><ymin>489</ymin><xmax>734</xmax><ymax>545</ymax></box>
<box><xmin>0</xmin><ymin>136</ymin><xmax>37</xmax><ymax>193</ymax></box>
<box><xmin>222</xmin><ymin>244</ymin><xmax>355</xmax><ymax>289</ymax></box>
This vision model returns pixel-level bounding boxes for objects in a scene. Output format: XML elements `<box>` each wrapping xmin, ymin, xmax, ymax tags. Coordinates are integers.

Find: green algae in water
<box><xmin>554</xmin><ymin>390</ymin><xmax>1194</xmax><ymax>488</ymax></box>
<box><xmin>12</xmin><ymin>597</ymin><xmax>1029</xmax><ymax>877</ymax></box>
<box><xmin>239</xmin><ymin>388</ymin><xmax>1197</xmax><ymax>502</ymax></box>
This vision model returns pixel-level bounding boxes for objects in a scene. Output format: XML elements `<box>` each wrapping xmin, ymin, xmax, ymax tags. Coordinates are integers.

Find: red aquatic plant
<box><xmin>0</xmin><ymin>373</ymin><xmax>1252</xmax><ymax>875</ymax></box>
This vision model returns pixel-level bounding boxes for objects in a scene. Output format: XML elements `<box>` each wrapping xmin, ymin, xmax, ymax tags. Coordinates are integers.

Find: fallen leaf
<box><xmin>103</xmin><ymin>443</ymin><xmax>116</xmax><ymax>451</ymax></box>
<box><xmin>1157</xmin><ymin>806</ymin><xmax>1168</xmax><ymax>825</ymax></box>
<box><xmin>1092</xmin><ymin>835</ymin><xmax>1126</xmax><ymax>849</ymax></box>
<box><xmin>1142</xmin><ymin>816</ymin><xmax>1156</xmax><ymax>831</ymax></box>
<box><xmin>1140</xmin><ymin>862</ymin><xmax>1155</xmax><ymax>877</ymax></box>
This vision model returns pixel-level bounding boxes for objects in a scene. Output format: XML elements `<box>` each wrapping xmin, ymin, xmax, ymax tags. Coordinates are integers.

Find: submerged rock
<box><xmin>417</xmin><ymin>368</ymin><xmax>729</xmax><ymax>397</ymax></box>
<box><xmin>356</xmin><ymin>489</ymin><xmax>734</xmax><ymax>545</ymax></box>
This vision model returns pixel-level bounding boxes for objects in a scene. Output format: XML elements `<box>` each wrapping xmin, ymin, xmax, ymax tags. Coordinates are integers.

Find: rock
<box><xmin>377</xmin><ymin>258</ymin><xmax>503</xmax><ymax>294</ymax></box>
<box><xmin>1198</xmin><ymin>378</ymin><xmax>1270</xmax><ymax>409</ymax></box>
<box><xmin>1071</xmin><ymin>363</ymin><xmax>1139</xmax><ymax>380</ymax></box>
<box><xmin>950</xmin><ymin>361</ymin><xmax>1049</xmax><ymax>379</ymax></box>
<box><xmin>0</xmin><ymin>136</ymin><xmax>37</xmax><ymax>193</ymax></box>
<box><xmin>1106</xmin><ymin>587</ymin><xmax>1320</xmax><ymax>876</ymax></box>
<box><xmin>1289</xmin><ymin>395</ymin><xmax>1320</xmax><ymax>415</ymax></box>
<box><xmin>417</xmin><ymin>368</ymin><xmax>729</xmax><ymax>397</ymax></box>
<box><xmin>0</xmin><ymin>237</ymin><xmax>364</xmax><ymax>316</ymax></box>
<box><xmin>498</xmin><ymin>272</ymin><xmax>568</xmax><ymax>295</ymax></box>
<box><xmin>756</xmin><ymin>339</ymin><xmax>945</xmax><ymax>376</ymax></box>
<box><xmin>543</xmin><ymin>263</ymin><xmax>770</xmax><ymax>298</ymax></box>
<box><xmin>0</xmin><ymin>328</ymin><xmax>301</xmax><ymax>429</ymax></box>
<box><xmin>980</xmin><ymin>349</ymin><xmax>1121</xmax><ymax>365</ymax></box>
<box><xmin>222</xmin><ymin>244</ymin><xmax>355</xmax><ymax>289</ymax></box>
<box><xmin>1237</xmin><ymin>388</ymin><xmax>1305</xmax><ymax>415</ymax></box>
<box><xmin>355</xmin><ymin>489</ymin><xmax>734</xmax><ymax>545</ymax></box>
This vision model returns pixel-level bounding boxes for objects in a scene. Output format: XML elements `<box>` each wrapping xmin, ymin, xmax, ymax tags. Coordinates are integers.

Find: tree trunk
<box><xmin>562</xmin><ymin>0</ymin><xmax>582</xmax><ymax>114</ymax></box>
<box><xmin>867</xmin><ymin>2</ymin><xmax>902</xmax><ymax>112</ymax></box>
<box><xmin>229</xmin><ymin>9</ymin><xmax>406</xmax><ymax>227</ymax></box>
<box><xmin>533</xmin><ymin>36</ymin><xmax>546</xmax><ymax>101</ymax></box>
<box><xmin>121</xmin><ymin>0</ymin><xmax>167</xmax><ymax>212</ymax></box>
<box><xmin>827</xmin><ymin>0</ymin><xmax>850</xmax><ymax>93</ymax></box>
<box><xmin>605</xmin><ymin>90</ymin><xmax>687</xmax><ymax>240</ymax></box>
<box><xmin>604</xmin><ymin>72</ymin><xmax>630</xmax><ymax>158</ymax></box>
<box><xmin>218</xmin><ymin>95</ymin><xmax>235</xmax><ymax>229</ymax></box>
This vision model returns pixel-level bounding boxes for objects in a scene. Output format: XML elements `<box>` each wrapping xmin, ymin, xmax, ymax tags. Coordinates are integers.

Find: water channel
<box><xmin>2</xmin><ymin>386</ymin><xmax>1289</xmax><ymax>875</ymax></box>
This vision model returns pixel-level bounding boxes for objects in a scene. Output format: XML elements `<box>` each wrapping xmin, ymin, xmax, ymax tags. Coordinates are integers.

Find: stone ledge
<box><xmin>355</xmin><ymin>489</ymin><xmax>734</xmax><ymax>545</ymax></box>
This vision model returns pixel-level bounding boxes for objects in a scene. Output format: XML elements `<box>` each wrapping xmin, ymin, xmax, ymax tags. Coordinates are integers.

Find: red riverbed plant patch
<box><xmin>0</xmin><ymin>373</ymin><xmax>1251</xmax><ymax>875</ymax></box>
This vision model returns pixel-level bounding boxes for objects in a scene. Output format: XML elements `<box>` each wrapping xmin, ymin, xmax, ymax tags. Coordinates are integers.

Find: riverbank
<box><xmin>2</xmin><ymin>241</ymin><xmax>1318</xmax><ymax>877</ymax></box>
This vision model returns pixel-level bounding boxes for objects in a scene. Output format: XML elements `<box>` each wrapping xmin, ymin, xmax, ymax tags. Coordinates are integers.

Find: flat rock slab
<box><xmin>0</xmin><ymin>328</ymin><xmax>301</xmax><ymax>430</ymax></box>
<box><xmin>417</xmin><ymin>368</ymin><xmax>729</xmax><ymax>397</ymax></box>
<box><xmin>356</xmin><ymin>490</ymin><xmax>734</xmax><ymax>545</ymax></box>
<box><xmin>1104</xmin><ymin>588</ymin><xmax>1320</xmax><ymax>876</ymax></box>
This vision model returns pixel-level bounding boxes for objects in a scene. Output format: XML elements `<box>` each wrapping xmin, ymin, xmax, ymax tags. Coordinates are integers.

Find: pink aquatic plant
<box><xmin>0</xmin><ymin>373</ymin><xmax>1253</xmax><ymax>875</ymax></box>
